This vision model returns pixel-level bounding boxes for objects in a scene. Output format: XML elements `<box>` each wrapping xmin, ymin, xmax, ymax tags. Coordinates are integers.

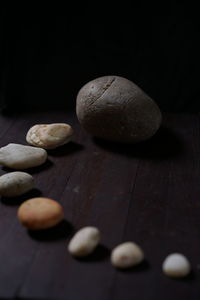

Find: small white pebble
<box><xmin>68</xmin><ymin>226</ymin><xmax>101</xmax><ymax>257</ymax></box>
<box><xmin>111</xmin><ymin>241</ymin><xmax>144</xmax><ymax>269</ymax></box>
<box><xmin>162</xmin><ymin>253</ymin><xmax>191</xmax><ymax>278</ymax></box>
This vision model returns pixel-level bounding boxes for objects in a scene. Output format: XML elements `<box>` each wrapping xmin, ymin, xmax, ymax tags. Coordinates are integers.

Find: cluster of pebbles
<box><xmin>0</xmin><ymin>77</ymin><xmax>193</xmax><ymax>278</ymax></box>
<box><xmin>0</xmin><ymin>123</ymin><xmax>73</xmax><ymax>230</ymax></box>
<box><xmin>0</xmin><ymin>122</ymin><xmax>191</xmax><ymax>278</ymax></box>
<box><xmin>68</xmin><ymin>227</ymin><xmax>191</xmax><ymax>277</ymax></box>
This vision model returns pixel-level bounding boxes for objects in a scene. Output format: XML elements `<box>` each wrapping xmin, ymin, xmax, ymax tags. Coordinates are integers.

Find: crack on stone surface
<box><xmin>87</xmin><ymin>77</ymin><xmax>116</xmax><ymax>108</ymax></box>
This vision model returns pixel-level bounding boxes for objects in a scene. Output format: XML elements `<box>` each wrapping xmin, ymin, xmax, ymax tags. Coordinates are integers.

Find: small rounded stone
<box><xmin>26</xmin><ymin>123</ymin><xmax>74</xmax><ymax>149</ymax></box>
<box><xmin>0</xmin><ymin>171</ymin><xmax>34</xmax><ymax>197</ymax></box>
<box><xmin>17</xmin><ymin>197</ymin><xmax>64</xmax><ymax>230</ymax></box>
<box><xmin>111</xmin><ymin>242</ymin><xmax>144</xmax><ymax>269</ymax></box>
<box><xmin>162</xmin><ymin>253</ymin><xmax>191</xmax><ymax>278</ymax></box>
<box><xmin>76</xmin><ymin>76</ymin><xmax>162</xmax><ymax>143</ymax></box>
<box><xmin>0</xmin><ymin>143</ymin><xmax>47</xmax><ymax>169</ymax></box>
<box><xmin>68</xmin><ymin>226</ymin><xmax>101</xmax><ymax>257</ymax></box>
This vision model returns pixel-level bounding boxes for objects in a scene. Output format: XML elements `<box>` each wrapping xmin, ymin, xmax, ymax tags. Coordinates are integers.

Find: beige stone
<box><xmin>68</xmin><ymin>226</ymin><xmax>100</xmax><ymax>257</ymax></box>
<box><xmin>18</xmin><ymin>197</ymin><xmax>64</xmax><ymax>230</ymax></box>
<box><xmin>26</xmin><ymin>123</ymin><xmax>73</xmax><ymax>149</ymax></box>
<box><xmin>0</xmin><ymin>143</ymin><xmax>47</xmax><ymax>169</ymax></box>
<box><xmin>111</xmin><ymin>242</ymin><xmax>144</xmax><ymax>269</ymax></box>
<box><xmin>0</xmin><ymin>171</ymin><xmax>34</xmax><ymax>197</ymax></box>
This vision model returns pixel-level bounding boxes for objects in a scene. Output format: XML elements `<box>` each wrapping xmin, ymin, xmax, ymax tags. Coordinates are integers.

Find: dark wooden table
<box><xmin>0</xmin><ymin>111</ymin><xmax>200</xmax><ymax>300</ymax></box>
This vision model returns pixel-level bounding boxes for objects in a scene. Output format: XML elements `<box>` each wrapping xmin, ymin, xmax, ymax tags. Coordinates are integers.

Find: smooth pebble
<box><xmin>0</xmin><ymin>143</ymin><xmax>47</xmax><ymax>169</ymax></box>
<box><xmin>0</xmin><ymin>171</ymin><xmax>34</xmax><ymax>197</ymax></box>
<box><xmin>18</xmin><ymin>197</ymin><xmax>64</xmax><ymax>230</ymax></box>
<box><xmin>162</xmin><ymin>253</ymin><xmax>191</xmax><ymax>278</ymax></box>
<box><xmin>111</xmin><ymin>242</ymin><xmax>144</xmax><ymax>269</ymax></box>
<box><xmin>68</xmin><ymin>226</ymin><xmax>101</xmax><ymax>257</ymax></box>
<box><xmin>26</xmin><ymin>123</ymin><xmax>73</xmax><ymax>149</ymax></box>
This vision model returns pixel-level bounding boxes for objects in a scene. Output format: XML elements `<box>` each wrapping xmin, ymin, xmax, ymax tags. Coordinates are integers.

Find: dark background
<box><xmin>0</xmin><ymin>2</ymin><xmax>200</xmax><ymax>113</ymax></box>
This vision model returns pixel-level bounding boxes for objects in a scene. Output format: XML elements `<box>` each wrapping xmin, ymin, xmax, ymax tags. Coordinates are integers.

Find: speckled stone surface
<box><xmin>76</xmin><ymin>76</ymin><xmax>162</xmax><ymax>143</ymax></box>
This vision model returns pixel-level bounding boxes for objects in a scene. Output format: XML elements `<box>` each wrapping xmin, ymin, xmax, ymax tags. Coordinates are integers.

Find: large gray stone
<box><xmin>76</xmin><ymin>76</ymin><xmax>162</xmax><ymax>143</ymax></box>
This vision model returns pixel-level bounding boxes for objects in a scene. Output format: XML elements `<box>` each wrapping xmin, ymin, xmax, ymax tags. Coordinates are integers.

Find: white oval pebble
<box><xmin>0</xmin><ymin>143</ymin><xmax>47</xmax><ymax>169</ymax></box>
<box><xmin>111</xmin><ymin>242</ymin><xmax>144</xmax><ymax>269</ymax></box>
<box><xmin>162</xmin><ymin>253</ymin><xmax>191</xmax><ymax>278</ymax></box>
<box><xmin>26</xmin><ymin>123</ymin><xmax>74</xmax><ymax>149</ymax></box>
<box><xmin>0</xmin><ymin>171</ymin><xmax>34</xmax><ymax>197</ymax></box>
<box><xmin>68</xmin><ymin>226</ymin><xmax>101</xmax><ymax>257</ymax></box>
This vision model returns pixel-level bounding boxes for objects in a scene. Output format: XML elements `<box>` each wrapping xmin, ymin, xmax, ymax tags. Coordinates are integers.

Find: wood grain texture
<box><xmin>0</xmin><ymin>111</ymin><xmax>200</xmax><ymax>299</ymax></box>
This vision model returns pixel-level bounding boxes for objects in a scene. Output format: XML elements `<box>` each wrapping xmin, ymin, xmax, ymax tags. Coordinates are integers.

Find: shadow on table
<box><xmin>76</xmin><ymin>244</ymin><xmax>110</xmax><ymax>263</ymax></box>
<box><xmin>115</xmin><ymin>259</ymin><xmax>150</xmax><ymax>273</ymax></box>
<box><xmin>28</xmin><ymin>219</ymin><xmax>73</xmax><ymax>242</ymax></box>
<box><xmin>48</xmin><ymin>142</ymin><xmax>84</xmax><ymax>157</ymax></box>
<box><xmin>167</xmin><ymin>270</ymin><xmax>196</xmax><ymax>282</ymax></box>
<box><xmin>28</xmin><ymin>159</ymin><xmax>54</xmax><ymax>175</ymax></box>
<box><xmin>1</xmin><ymin>188</ymin><xmax>42</xmax><ymax>205</ymax></box>
<box><xmin>2</xmin><ymin>159</ymin><xmax>54</xmax><ymax>175</ymax></box>
<box><xmin>93</xmin><ymin>126</ymin><xmax>183</xmax><ymax>160</ymax></box>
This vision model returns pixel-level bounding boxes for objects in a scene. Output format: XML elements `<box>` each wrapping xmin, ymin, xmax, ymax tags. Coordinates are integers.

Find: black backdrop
<box><xmin>0</xmin><ymin>2</ymin><xmax>200</xmax><ymax>113</ymax></box>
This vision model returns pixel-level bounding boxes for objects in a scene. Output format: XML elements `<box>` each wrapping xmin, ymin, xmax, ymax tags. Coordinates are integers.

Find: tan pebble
<box><xmin>17</xmin><ymin>197</ymin><xmax>64</xmax><ymax>230</ymax></box>
<box><xmin>26</xmin><ymin>123</ymin><xmax>74</xmax><ymax>149</ymax></box>
<box><xmin>111</xmin><ymin>242</ymin><xmax>144</xmax><ymax>269</ymax></box>
<box><xmin>68</xmin><ymin>226</ymin><xmax>101</xmax><ymax>257</ymax></box>
<box><xmin>162</xmin><ymin>253</ymin><xmax>191</xmax><ymax>278</ymax></box>
<box><xmin>0</xmin><ymin>171</ymin><xmax>34</xmax><ymax>197</ymax></box>
<box><xmin>0</xmin><ymin>143</ymin><xmax>47</xmax><ymax>169</ymax></box>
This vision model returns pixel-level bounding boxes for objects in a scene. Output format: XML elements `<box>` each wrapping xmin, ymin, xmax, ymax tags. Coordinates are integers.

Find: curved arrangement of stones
<box><xmin>0</xmin><ymin>123</ymin><xmax>72</xmax><ymax>230</ymax></box>
<box><xmin>0</xmin><ymin>77</ymin><xmax>193</xmax><ymax>278</ymax></box>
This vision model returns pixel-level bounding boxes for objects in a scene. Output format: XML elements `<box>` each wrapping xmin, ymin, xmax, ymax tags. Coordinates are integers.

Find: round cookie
<box><xmin>76</xmin><ymin>76</ymin><xmax>162</xmax><ymax>143</ymax></box>
<box><xmin>17</xmin><ymin>197</ymin><xmax>64</xmax><ymax>230</ymax></box>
